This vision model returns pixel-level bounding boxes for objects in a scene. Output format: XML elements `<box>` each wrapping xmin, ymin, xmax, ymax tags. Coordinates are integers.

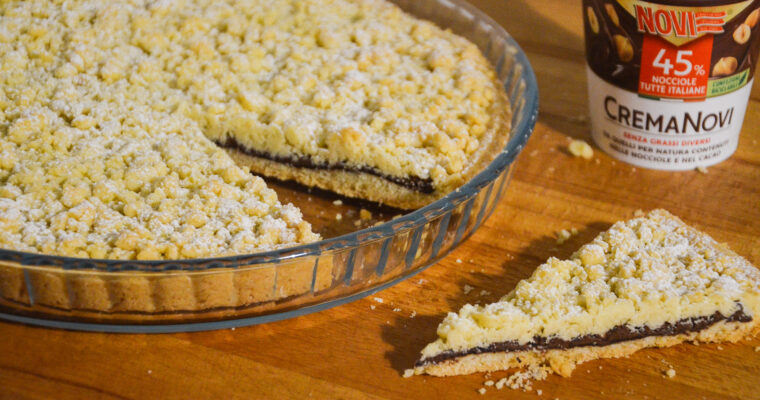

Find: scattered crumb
<box><xmin>417</xmin><ymin>279</ymin><xmax>426</xmax><ymax>285</ymax></box>
<box><xmin>370</xmin><ymin>305</ymin><xmax>376</xmax><ymax>310</ymax></box>
<box><xmin>665</xmin><ymin>368</ymin><xmax>676</xmax><ymax>378</ymax></box>
<box><xmin>598</xmin><ymin>365</ymin><xmax>603</xmax><ymax>370</ymax></box>
<box><xmin>463</xmin><ymin>284</ymin><xmax>474</xmax><ymax>294</ymax></box>
<box><xmin>631</xmin><ymin>167</ymin><xmax>636</xmax><ymax>172</ymax></box>
<box><xmin>479</xmin><ymin>290</ymin><xmax>491</xmax><ymax>296</ymax></box>
<box><xmin>717</xmin><ymin>345</ymin><xmax>724</xmax><ymax>350</ymax></box>
<box><xmin>403</xmin><ymin>369</ymin><xmax>414</xmax><ymax>378</ymax></box>
<box><xmin>393</xmin><ymin>308</ymin><xmax>401</xmax><ymax>312</ymax></box>
<box><xmin>456</xmin><ymin>258</ymin><xmax>463</xmax><ymax>264</ymax></box>
<box><xmin>495</xmin><ymin>377</ymin><xmax>506</xmax><ymax>389</ymax></box>
<box><xmin>755</xmin><ymin>346</ymin><xmax>760</xmax><ymax>352</ymax></box>
<box><xmin>335</xmin><ymin>213</ymin><xmax>342</xmax><ymax>221</ymax></box>
<box><xmin>537</xmin><ymin>389</ymin><xmax>543</xmax><ymax>396</ymax></box>
<box><xmin>359</xmin><ymin>208</ymin><xmax>372</xmax><ymax>220</ymax></box>
<box><xmin>354</xmin><ymin>219</ymin><xmax>363</xmax><ymax>227</ymax></box>
<box><xmin>333</xmin><ymin>200</ymin><xmax>343</xmax><ymax>206</ymax></box>
<box><xmin>484</xmin><ymin>380</ymin><xmax>494</xmax><ymax>386</ymax></box>
<box><xmin>410</xmin><ymin>311</ymin><xmax>416</xmax><ymax>318</ymax></box>
<box><xmin>230</xmin><ymin>327</ymin><xmax>236</xmax><ymax>331</ymax></box>
<box><xmin>478</xmin><ymin>388</ymin><xmax>487</xmax><ymax>395</ymax></box>
<box><xmin>556</xmin><ymin>229</ymin><xmax>572</xmax><ymax>244</ymax></box>
<box><xmin>147</xmin><ymin>370</ymin><xmax>152</xmax><ymax>375</ymax></box>
<box><xmin>307</xmin><ymin>197</ymin><xmax>312</xmax><ymax>202</ymax></box>
<box><xmin>594</xmin><ymin>158</ymin><xmax>600</xmax><ymax>164</ymax></box>
<box><xmin>373</xmin><ymin>297</ymin><xmax>384</xmax><ymax>303</ymax></box>
<box><xmin>497</xmin><ymin>364</ymin><xmax>550</xmax><ymax>391</ymax></box>
<box><xmin>634</xmin><ymin>209</ymin><xmax>644</xmax><ymax>217</ymax></box>
<box><xmin>547</xmin><ymin>167</ymin><xmax>555</xmax><ymax>173</ymax></box>
<box><xmin>696</xmin><ymin>166</ymin><xmax>708</xmax><ymax>174</ymax></box>
<box><xmin>568</xmin><ymin>139</ymin><xmax>594</xmax><ymax>159</ymax></box>
<box><xmin>529</xmin><ymin>150</ymin><xmax>539</xmax><ymax>157</ymax></box>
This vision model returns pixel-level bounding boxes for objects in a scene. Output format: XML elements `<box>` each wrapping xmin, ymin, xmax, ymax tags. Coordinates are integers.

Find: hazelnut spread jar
<box><xmin>584</xmin><ymin>0</ymin><xmax>760</xmax><ymax>170</ymax></box>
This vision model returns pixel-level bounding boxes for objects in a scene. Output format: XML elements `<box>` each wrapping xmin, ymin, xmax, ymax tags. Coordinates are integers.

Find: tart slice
<box><xmin>411</xmin><ymin>210</ymin><xmax>760</xmax><ymax>377</ymax></box>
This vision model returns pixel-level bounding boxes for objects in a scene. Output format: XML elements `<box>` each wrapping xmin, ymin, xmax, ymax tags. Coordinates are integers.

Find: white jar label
<box><xmin>587</xmin><ymin>67</ymin><xmax>752</xmax><ymax>170</ymax></box>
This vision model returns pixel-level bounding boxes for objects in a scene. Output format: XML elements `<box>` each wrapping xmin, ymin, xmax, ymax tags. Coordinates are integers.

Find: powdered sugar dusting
<box><xmin>423</xmin><ymin>210</ymin><xmax>760</xmax><ymax>357</ymax></box>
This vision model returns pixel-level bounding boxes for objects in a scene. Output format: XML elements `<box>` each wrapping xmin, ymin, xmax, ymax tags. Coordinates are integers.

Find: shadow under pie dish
<box><xmin>0</xmin><ymin>0</ymin><xmax>538</xmax><ymax>331</ymax></box>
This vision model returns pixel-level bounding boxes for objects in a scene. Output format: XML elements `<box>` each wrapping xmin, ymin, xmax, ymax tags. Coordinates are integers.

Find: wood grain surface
<box><xmin>1</xmin><ymin>1</ymin><xmax>759</xmax><ymax>399</ymax></box>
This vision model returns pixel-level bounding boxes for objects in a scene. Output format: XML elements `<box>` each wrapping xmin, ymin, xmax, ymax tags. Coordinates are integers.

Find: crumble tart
<box><xmin>0</xmin><ymin>0</ymin><xmax>509</xmax><ymax>313</ymax></box>
<box><xmin>411</xmin><ymin>210</ymin><xmax>760</xmax><ymax>377</ymax></box>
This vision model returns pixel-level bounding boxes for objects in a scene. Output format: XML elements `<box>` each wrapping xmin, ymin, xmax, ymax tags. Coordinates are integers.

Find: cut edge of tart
<box><xmin>222</xmin><ymin>87</ymin><xmax>511</xmax><ymax>210</ymax></box>
<box><xmin>408</xmin><ymin>209</ymin><xmax>760</xmax><ymax>377</ymax></box>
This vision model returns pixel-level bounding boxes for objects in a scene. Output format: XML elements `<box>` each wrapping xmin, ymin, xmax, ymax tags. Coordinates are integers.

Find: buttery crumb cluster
<box><xmin>423</xmin><ymin>210</ymin><xmax>760</xmax><ymax>357</ymax></box>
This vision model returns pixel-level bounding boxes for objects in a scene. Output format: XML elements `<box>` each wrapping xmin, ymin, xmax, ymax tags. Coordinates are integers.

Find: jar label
<box><xmin>588</xmin><ymin>67</ymin><xmax>751</xmax><ymax>169</ymax></box>
<box><xmin>584</xmin><ymin>0</ymin><xmax>760</xmax><ymax>169</ymax></box>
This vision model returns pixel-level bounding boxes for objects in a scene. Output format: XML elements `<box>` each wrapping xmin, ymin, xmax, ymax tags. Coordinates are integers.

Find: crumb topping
<box><xmin>0</xmin><ymin>0</ymin><xmax>334</xmax><ymax>259</ymax></box>
<box><xmin>423</xmin><ymin>210</ymin><xmax>760</xmax><ymax>357</ymax></box>
<box><xmin>0</xmin><ymin>0</ymin><xmax>505</xmax><ymax>258</ymax></box>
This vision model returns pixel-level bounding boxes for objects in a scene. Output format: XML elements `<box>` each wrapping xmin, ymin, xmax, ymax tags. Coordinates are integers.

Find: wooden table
<box><xmin>1</xmin><ymin>1</ymin><xmax>758</xmax><ymax>399</ymax></box>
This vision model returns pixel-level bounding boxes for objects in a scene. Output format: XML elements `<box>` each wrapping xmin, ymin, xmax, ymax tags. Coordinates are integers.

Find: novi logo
<box><xmin>635</xmin><ymin>5</ymin><xmax>727</xmax><ymax>38</ymax></box>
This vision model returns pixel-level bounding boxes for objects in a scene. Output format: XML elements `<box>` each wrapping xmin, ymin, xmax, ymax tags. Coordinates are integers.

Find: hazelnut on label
<box><xmin>613</xmin><ymin>34</ymin><xmax>633</xmax><ymax>62</ymax></box>
<box><xmin>712</xmin><ymin>56</ymin><xmax>738</xmax><ymax>77</ymax></box>
<box><xmin>746</xmin><ymin>9</ymin><xmax>759</xmax><ymax>28</ymax></box>
<box><xmin>587</xmin><ymin>7</ymin><xmax>599</xmax><ymax>34</ymax></box>
<box><xmin>605</xmin><ymin>3</ymin><xmax>620</xmax><ymax>27</ymax></box>
<box><xmin>734</xmin><ymin>23</ymin><xmax>751</xmax><ymax>45</ymax></box>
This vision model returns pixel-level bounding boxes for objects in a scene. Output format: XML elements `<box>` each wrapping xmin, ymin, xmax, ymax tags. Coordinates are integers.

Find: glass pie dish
<box><xmin>0</xmin><ymin>0</ymin><xmax>539</xmax><ymax>332</ymax></box>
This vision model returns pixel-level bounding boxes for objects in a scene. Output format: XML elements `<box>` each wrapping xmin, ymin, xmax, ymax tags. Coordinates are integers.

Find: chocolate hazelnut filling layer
<box><xmin>416</xmin><ymin>304</ymin><xmax>752</xmax><ymax>367</ymax></box>
<box><xmin>217</xmin><ymin>137</ymin><xmax>436</xmax><ymax>194</ymax></box>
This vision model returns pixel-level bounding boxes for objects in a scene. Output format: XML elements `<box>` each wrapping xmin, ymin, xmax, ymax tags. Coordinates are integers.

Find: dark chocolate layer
<box><xmin>416</xmin><ymin>303</ymin><xmax>751</xmax><ymax>367</ymax></box>
<box><xmin>216</xmin><ymin>137</ymin><xmax>435</xmax><ymax>194</ymax></box>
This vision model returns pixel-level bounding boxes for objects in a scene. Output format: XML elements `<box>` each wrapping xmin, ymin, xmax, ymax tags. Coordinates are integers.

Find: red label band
<box><xmin>638</xmin><ymin>35</ymin><xmax>712</xmax><ymax>99</ymax></box>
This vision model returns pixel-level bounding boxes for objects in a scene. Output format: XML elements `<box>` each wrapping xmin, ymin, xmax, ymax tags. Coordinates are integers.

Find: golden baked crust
<box><xmin>411</xmin><ymin>210</ymin><xmax>760</xmax><ymax>377</ymax></box>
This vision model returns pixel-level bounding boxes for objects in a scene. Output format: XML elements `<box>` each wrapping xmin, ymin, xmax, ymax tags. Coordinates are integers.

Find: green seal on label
<box><xmin>708</xmin><ymin>69</ymin><xmax>750</xmax><ymax>97</ymax></box>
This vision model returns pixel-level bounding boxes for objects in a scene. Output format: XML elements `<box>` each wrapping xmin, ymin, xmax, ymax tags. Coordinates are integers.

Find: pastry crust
<box><xmin>0</xmin><ymin>257</ymin><xmax>337</xmax><ymax>314</ymax></box>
